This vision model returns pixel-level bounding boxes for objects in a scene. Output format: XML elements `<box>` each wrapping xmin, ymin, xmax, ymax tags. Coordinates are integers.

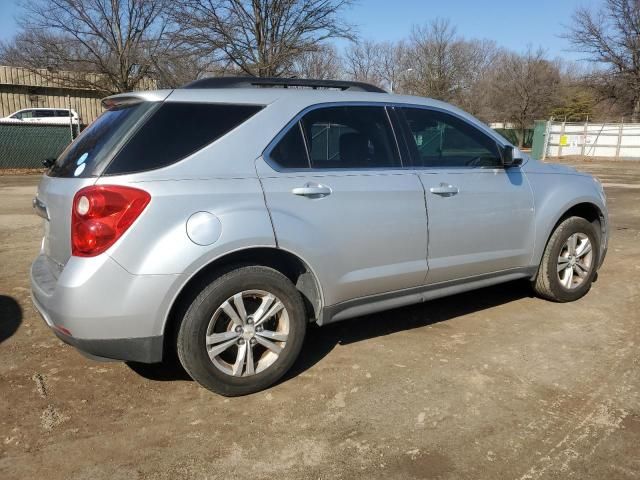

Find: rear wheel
<box><xmin>177</xmin><ymin>266</ymin><xmax>307</xmax><ymax>396</ymax></box>
<box><xmin>533</xmin><ymin>216</ymin><xmax>600</xmax><ymax>302</ymax></box>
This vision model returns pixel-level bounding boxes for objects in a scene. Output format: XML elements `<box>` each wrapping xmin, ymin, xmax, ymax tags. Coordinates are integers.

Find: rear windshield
<box><xmin>49</xmin><ymin>102</ymin><xmax>155</xmax><ymax>178</ymax></box>
<box><xmin>49</xmin><ymin>102</ymin><xmax>262</xmax><ymax>178</ymax></box>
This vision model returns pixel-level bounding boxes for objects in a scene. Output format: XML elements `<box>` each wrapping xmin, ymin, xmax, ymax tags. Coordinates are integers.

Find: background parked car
<box><xmin>1</xmin><ymin>108</ymin><xmax>80</xmax><ymax>125</ymax></box>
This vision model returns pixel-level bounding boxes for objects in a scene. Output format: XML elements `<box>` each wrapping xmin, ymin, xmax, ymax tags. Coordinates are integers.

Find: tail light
<box><xmin>71</xmin><ymin>185</ymin><xmax>151</xmax><ymax>257</ymax></box>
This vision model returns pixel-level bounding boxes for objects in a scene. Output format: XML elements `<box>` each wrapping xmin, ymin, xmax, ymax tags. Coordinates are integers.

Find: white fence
<box><xmin>543</xmin><ymin>121</ymin><xmax>640</xmax><ymax>159</ymax></box>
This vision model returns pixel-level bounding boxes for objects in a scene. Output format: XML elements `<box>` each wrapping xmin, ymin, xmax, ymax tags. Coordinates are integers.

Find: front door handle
<box><xmin>429</xmin><ymin>184</ymin><xmax>459</xmax><ymax>196</ymax></box>
<box><xmin>292</xmin><ymin>183</ymin><xmax>332</xmax><ymax>198</ymax></box>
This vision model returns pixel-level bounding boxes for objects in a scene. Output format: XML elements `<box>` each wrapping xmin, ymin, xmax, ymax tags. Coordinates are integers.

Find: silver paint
<box><xmin>30</xmin><ymin>87</ymin><xmax>609</xmax><ymax>360</ymax></box>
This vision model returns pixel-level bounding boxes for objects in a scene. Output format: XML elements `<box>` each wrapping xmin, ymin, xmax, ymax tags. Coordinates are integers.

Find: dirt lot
<box><xmin>1</xmin><ymin>159</ymin><xmax>639</xmax><ymax>479</ymax></box>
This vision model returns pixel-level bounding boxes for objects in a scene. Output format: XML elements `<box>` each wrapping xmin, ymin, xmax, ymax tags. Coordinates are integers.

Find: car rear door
<box><xmin>396</xmin><ymin>106</ymin><xmax>535</xmax><ymax>284</ymax></box>
<box><xmin>257</xmin><ymin>104</ymin><xmax>428</xmax><ymax>307</ymax></box>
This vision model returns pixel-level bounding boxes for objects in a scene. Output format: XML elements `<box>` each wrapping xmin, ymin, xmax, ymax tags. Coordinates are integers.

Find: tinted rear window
<box><xmin>105</xmin><ymin>103</ymin><xmax>262</xmax><ymax>175</ymax></box>
<box><xmin>49</xmin><ymin>102</ymin><xmax>155</xmax><ymax>178</ymax></box>
<box><xmin>301</xmin><ymin>106</ymin><xmax>400</xmax><ymax>169</ymax></box>
<box><xmin>269</xmin><ymin>123</ymin><xmax>309</xmax><ymax>169</ymax></box>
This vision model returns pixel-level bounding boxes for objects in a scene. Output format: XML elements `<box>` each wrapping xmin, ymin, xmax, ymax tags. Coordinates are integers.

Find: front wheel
<box><xmin>533</xmin><ymin>216</ymin><xmax>600</xmax><ymax>302</ymax></box>
<box><xmin>177</xmin><ymin>266</ymin><xmax>307</xmax><ymax>396</ymax></box>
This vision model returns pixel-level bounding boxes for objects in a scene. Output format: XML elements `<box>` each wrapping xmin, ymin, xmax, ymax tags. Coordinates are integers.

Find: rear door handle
<box><xmin>429</xmin><ymin>184</ymin><xmax>459</xmax><ymax>196</ymax></box>
<box><xmin>292</xmin><ymin>183</ymin><xmax>332</xmax><ymax>198</ymax></box>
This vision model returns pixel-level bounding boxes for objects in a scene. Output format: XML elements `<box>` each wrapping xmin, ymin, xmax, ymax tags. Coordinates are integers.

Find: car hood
<box><xmin>523</xmin><ymin>158</ymin><xmax>588</xmax><ymax>177</ymax></box>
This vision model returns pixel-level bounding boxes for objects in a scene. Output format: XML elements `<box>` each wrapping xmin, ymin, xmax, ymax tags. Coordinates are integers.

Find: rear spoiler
<box><xmin>101</xmin><ymin>90</ymin><xmax>173</xmax><ymax>109</ymax></box>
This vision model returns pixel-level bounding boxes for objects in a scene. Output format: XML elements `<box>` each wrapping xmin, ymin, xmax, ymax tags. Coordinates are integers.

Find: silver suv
<box><xmin>31</xmin><ymin>77</ymin><xmax>608</xmax><ymax>396</ymax></box>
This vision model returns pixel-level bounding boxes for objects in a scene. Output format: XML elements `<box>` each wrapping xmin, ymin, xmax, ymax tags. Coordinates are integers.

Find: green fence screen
<box><xmin>530</xmin><ymin>120</ymin><xmax>548</xmax><ymax>160</ymax></box>
<box><xmin>493</xmin><ymin>128</ymin><xmax>534</xmax><ymax>149</ymax></box>
<box><xmin>0</xmin><ymin>123</ymin><xmax>78</xmax><ymax>169</ymax></box>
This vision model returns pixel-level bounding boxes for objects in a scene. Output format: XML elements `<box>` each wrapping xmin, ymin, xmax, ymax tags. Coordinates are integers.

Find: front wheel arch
<box><xmin>533</xmin><ymin>215</ymin><xmax>600</xmax><ymax>302</ymax></box>
<box><xmin>536</xmin><ymin>201</ymin><xmax>606</xmax><ymax>273</ymax></box>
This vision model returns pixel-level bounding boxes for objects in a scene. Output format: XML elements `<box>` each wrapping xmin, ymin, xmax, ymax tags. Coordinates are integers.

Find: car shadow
<box><xmin>280</xmin><ymin>279</ymin><xmax>534</xmax><ymax>383</ymax></box>
<box><xmin>0</xmin><ymin>295</ymin><xmax>22</xmax><ymax>344</ymax></box>
<box><xmin>127</xmin><ymin>280</ymin><xmax>534</xmax><ymax>386</ymax></box>
<box><xmin>127</xmin><ymin>350</ymin><xmax>192</xmax><ymax>382</ymax></box>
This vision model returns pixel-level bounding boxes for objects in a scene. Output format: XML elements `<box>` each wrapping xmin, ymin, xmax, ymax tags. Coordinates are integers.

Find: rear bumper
<box><xmin>32</xmin><ymin>292</ymin><xmax>163</xmax><ymax>363</ymax></box>
<box><xmin>52</xmin><ymin>328</ymin><xmax>163</xmax><ymax>363</ymax></box>
<box><xmin>30</xmin><ymin>253</ymin><xmax>179</xmax><ymax>363</ymax></box>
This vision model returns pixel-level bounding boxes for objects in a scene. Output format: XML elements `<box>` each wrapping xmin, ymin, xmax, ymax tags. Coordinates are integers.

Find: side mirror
<box><xmin>501</xmin><ymin>145</ymin><xmax>523</xmax><ymax>167</ymax></box>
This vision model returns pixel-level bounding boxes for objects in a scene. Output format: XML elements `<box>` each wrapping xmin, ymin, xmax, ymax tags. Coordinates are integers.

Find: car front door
<box><xmin>398</xmin><ymin>106</ymin><xmax>535</xmax><ymax>284</ymax></box>
<box><xmin>257</xmin><ymin>105</ymin><xmax>429</xmax><ymax>307</ymax></box>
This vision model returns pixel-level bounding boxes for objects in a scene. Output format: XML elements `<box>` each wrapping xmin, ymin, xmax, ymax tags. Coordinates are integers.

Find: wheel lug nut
<box><xmin>250</xmin><ymin>338</ymin><xmax>257</xmax><ymax>346</ymax></box>
<box><xmin>247</xmin><ymin>317</ymin><xmax>254</xmax><ymax>325</ymax></box>
<box><xmin>235</xmin><ymin>326</ymin><xmax>243</xmax><ymax>333</ymax></box>
<box><xmin>238</xmin><ymin>339</ymin><xmax>245</xmax><ymax>345</ymax></box>
<box><xmin>256</xmin><ymin>325</ymin><xmax>263</xmax><ymax>332</ymax></box>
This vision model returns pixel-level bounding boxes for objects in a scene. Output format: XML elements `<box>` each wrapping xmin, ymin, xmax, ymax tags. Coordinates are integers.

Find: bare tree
<box><xmin>151</xmin><ymin>47</ymin><xmax>222</xmax><ymax>88</ymax></box>
<box><xmin>403</xmin><ymin>18</ymin><xmax>498</xmax><ymax>109</ymax></box>
<box><xmin>377</xmin><ymin>41</ymin><xmax>410</xmax><ymax>93</ymax></box>
<box><xmin>172</xmin><ymin>0</ymin><xmax>355</xmax><ymax>78</ymax></box>
<box><xmin>343</xmin><ymin>40</ymin><xmax>385</xmax><ymax>86</ymax></box>
<box><xmin>0</xmin><ymin>0</ymin><xmax>174</xmax><ymax>94</ymax></box>
<box><xmin>293</xmin><ymin>44</ymin><xmax>343</xmax><ymax>80</ymax></box>
<box><xmin>433</xmin><ymin>38</ymin><xmax>500</xmax><ymax>117</ymax></box>
<box><xmin>486</xmin><ymin>48</ymin><xmax>561</xmax><ymax>146</ymax></box>
<box><xmin>405</xmin><ymin>19</ymin><xmax>460</xmax><ymax>101</ymax></box>
<box><xmin>565</xmin><ymin>0</ymin><xmax>640</xmax><ymax>121</ymax></box>
<box><xmin>342</xmin><ymin>40</ymin><xmax>409</xmax><ymax>91</ymax></box>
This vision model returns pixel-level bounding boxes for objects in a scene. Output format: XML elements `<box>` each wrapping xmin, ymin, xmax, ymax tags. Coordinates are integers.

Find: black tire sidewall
<box><xmin>544</xmin><ymin>217</ymin><xmax>600</xmax><ymax>302</ymax></box>
<box><xmin>177</xmin><ymin>266</ymin><xmax>307</xmax><ymax>396</ymax></box>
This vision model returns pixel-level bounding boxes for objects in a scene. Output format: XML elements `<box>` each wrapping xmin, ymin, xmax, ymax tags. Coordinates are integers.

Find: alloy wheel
<box><xmin>205</xmin><ymin>290</ymin><xmax>289</xmax><ymax>377</ymax></box>
<box><xmin>557</xmin><ymin>232</ymin><xmax>593</xmax><ymax>289</ymax></box>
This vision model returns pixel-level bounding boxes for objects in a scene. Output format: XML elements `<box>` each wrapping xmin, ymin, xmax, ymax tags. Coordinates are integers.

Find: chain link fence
<box><xmin>0</xmin><ymin>121</ymin><xmax>80</xmax><ymax>170</ymax></box>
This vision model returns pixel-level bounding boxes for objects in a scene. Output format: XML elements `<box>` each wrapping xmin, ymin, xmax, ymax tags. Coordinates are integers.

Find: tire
<box><xmin>533</xmin><ymin>216</ymin><xmax>600</xmax><ymax>302</ymax></box>
<box><xmin>177</xmin><ymin>266</ymin><xmax>307</xmax><ymax>396</ymax></box>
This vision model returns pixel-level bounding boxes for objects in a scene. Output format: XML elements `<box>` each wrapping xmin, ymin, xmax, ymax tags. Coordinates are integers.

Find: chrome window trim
<box><xmin>396</xmin><ymin>105</ymin><xmax>512</xmax><ymax>171</ymax></box>
<box><xmin>263</xmin><ymin>101</ymin><xmax>407</xmax><ymax>173</ymax></box>
<box><xmin>384</xmin><ymin>106</ymin><xmax>406</xmax><ymax>168</ymax></box>
<box><xmin>298</xmin><ymin>121</ymin><xmax>312</xmax><ymax>169</ymax></box>
<box><xmin>262</xmin><ymin>101</ymin><xmax>513</xmax><ymax>173</ymax></box>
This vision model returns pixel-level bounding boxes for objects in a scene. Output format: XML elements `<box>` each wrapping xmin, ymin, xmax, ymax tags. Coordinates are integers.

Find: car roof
<box><xmin>119</xmin><ymin>86</ymin><xmax>442</xmax><ymax>106</ymax></box>
<box><xmin>111</xmin><ymin>87</ymin><xmax>474</xmax><ymax>121</ymax></box>
<box><xmin>104</xmin><ymin>86</ymin><xmax>509</xmax><ymax>168</ymax></box>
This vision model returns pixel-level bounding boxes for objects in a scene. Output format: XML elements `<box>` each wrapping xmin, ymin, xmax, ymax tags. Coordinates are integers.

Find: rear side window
<box><xmin>105</xmin><ymin>103</ymin><xmax>262</xmax><ymax>175</ymax></box>
<box><xmin>302</xmin><ymin>106</ymin><xmax>400</xmax><ymax>169</ymax></box>
<box><xmin>267</xmin><ymin>106</ymin><xmax>400</xmax><ymax>170</ymax></box>
<box><xmin>269</xmin><ymin>123</ymin><xmax>309</xmax><ymax>168</ymax></box>
<box><xmin>49</xmin><ymin>102</ymin><xmax>155</xmax><ymax>177</ymax></box>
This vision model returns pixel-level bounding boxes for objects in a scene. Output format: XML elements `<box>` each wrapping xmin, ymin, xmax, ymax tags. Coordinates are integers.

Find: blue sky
<box><xmin>0</xmin><ymin>0</ymin><xmax>601</xmax><ymax>60</ymax></box>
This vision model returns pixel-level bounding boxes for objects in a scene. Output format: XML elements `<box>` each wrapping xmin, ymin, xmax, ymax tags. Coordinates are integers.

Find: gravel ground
<box><xmin>0</xmin><ymin>159</ymin><xmax>639</xmax><ymax>479</ymax></box>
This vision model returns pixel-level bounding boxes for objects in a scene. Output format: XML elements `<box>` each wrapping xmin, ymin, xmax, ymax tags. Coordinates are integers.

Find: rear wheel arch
<box><xmin>162</xmin><ymin>247</ymin><xmax>322</xmax><ymax>359</ymax></box>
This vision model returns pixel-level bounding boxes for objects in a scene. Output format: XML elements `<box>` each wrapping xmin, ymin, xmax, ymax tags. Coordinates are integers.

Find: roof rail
<box><xmin>181</xmin><ymin>76</ymin><xmax>386</xmax><ymax>93</ymax></box>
